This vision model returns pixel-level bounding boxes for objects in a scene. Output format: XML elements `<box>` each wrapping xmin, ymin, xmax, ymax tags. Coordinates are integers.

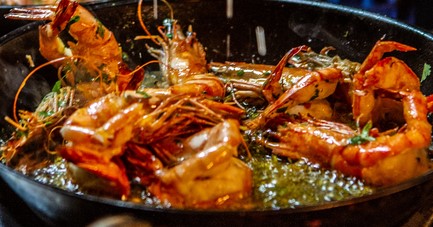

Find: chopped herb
<box><xmin>343</xmin><ymin>30</ymin><xmax>349</xmax><ymax>37</ymax></box>
<box><xmin>291</xmin><ymin>54</ymin><xmax>301</xmax><ymax>62</ymax></box>
<box><xmin>122</xmin><ymin>52</ymin><xmax>130</xmax><ymax>62</ymax></box>
<box><xmin>137</xmin><ymin>91</ymin><xmax>152</xmax><ymax>98</ymax></box>
<box><xmin>347</xmin><ymin>121</ymin><xmax>375</xmax><ymax>145</ymax></box>
<box><xmin>38</xmin><ymin>111</ymin><xmax>54</xmax><ymax>118</ymax></box>
<box><xmin>237</xmin><ymin>70</ymin><xmax>245</xmax><ymax>76</ymax></box>
<box><xmin>421</xmin><ymin>63</ymin><xmax>431</xmax><ymax>83</ymax></box>
<box><xmin>246</xmin><ymin>107</ymin><xmax>260</xmax><ymax>119</ymax></box>
<box><xmin>96</xmin><ymin>21</ymin><xmax>105</xmax><ymax>38</ymax></box>
<box><xmin>58</xmin><ymin>100</ymin><xmax>67</xmax><ymax>107</ymax></box>
<box><xmin>65</xmin><ymin>16</ymin><xmax>80</xmax><ymax>33</ymax></box>
<box><xmin>44</xmin><ymin>121</ymin><xmax>53</xmax><ymax>126</ymax></box>
<box><xmin>52</xmin><ymin>81</ymin><xmax>61</xmax><ymax>93</ymax></box>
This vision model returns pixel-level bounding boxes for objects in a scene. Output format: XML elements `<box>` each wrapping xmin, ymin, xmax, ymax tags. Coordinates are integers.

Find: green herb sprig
<box><xmin>347</xmin><ymin>121</ymin><xmax>375</xmax><ymax>145</ymax></box>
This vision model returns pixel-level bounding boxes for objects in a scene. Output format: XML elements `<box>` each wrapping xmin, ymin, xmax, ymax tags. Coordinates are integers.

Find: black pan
<box><xmin>1</xmin><ymin>0</ymin><xmax>433</xmax><ymax>226</ymax></box>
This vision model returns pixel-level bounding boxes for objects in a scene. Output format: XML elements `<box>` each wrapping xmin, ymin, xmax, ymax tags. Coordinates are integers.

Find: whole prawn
<box><xmin>5</xmin><ymin>0</ymin><xmax>141</xmax><ymax>89</ymax></box>
<box><xmin>149</xmin><ymin>119</ymin><xmax>252</xmax><ymax>208</ymax></box>
<box><xmin>351</xmin><ymin>41</ymin><xmax>419</xmax><ymax>126</ymax></box>
<box><xmin>58</xmin><ymin>86</ymin><xmax>244</xmax><ymax>197</ymax></box>
<box><xmin>263</xmin><ymin>41</ymin><xmax>432</xmax><ymax>186</ymax></box>
<box><xmin>135</xmin><ymin>0</ymin><xmax>207</xmax><ymax>85</ymax></box>
<box><xmin>243</xmin><ymin>46</ymin><xmax>343</xmax><ymax>130</ymax></box>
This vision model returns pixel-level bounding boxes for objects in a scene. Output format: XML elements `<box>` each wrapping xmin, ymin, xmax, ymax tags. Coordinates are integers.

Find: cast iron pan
<box><xmin>1</xmin><ymin>0</ymin><xmax>433</xmax><ymax>226</ymax></box>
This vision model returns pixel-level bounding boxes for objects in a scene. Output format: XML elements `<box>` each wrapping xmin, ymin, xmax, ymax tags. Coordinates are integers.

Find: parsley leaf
<box><xmin>137</xmin><ymin>91</ymin><xmax>152</xmax><ymax>98</ymax></box>
<box><xmin>421</xmin><ymin>63</ymin><xmax>431</xmax><ymax>83</ymax></box>
<box><xmin>96</xmin><ymin>21</ymin><xmax>105</xmax><ymax>38</ymax></box>
<box><xmin>65</xmin><ymin>16</ymin><xmax>80</xmax><ymax>33</ymax></box>
<box><xmin>52</xmin><ymin>81</ymin><xmax>61</xmax><ymax>93</ymax></box>
<box><xmin>347</xmin><ymin>121</ymin><xmax>375</xmax><ymax>145</ymax></box>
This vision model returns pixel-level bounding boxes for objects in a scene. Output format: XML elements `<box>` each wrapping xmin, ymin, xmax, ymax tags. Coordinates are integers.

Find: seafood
<box><xmin>132</xmin><ymin>95</ymin><xmax>244</xmax><ymax>146</ymax></box>
<box><xmin>263</xmin><ymin>41</ymin><xmax>432</xmax><ymax>186</ymax></box>
<box><xmin>211</xmin><ymin>47</ymin><xmax>344</xmax><ymax>120</ymax></box>
<box><xmin>4</xmin><ymin>0</ymin><xmax>139</xmax><ymax>89</ymax></box>
<box><xmin>1</xmin><ymin>86</ymin><xmax>76</xmax><ymax>169</ymax></box>
<box><xmin>352</xmin><ymin>41</ymin><xmax>419</xmax><ymax>126</ymax></box>
<box><xmin>59</xmin><ymin>93</ymin><xmax>145</xmax><ymax>196</ymax></box>
<box><xmin>160</xmin><ymin>73</ymin><xmax>226</xmax><ymax>99</ymax></box>
<box><xmin>2</xmin><ymin>0</ymin><xmax>235</xmax><ymax>198</ymax></box>
<box><xmin>135</xmin><ymin>0</ymin><xmax>207</xmax><ymax>85</ymax></box>
<box><xmin>58</xmin><ymin>89</ymin><xmax>244</xmax><ymax>197</ymax></box>
<box><xmin>121</xmin><ymin>95</ymin><xmax>245</xmax><ymax>191</ymax></box>
<box><xmin>245</xmin><ymin>47</ymin><xmax>342</xmax><ymax>129</ymax></box>
<box><xmin>266</xmin><ymin>91</ymin><xmax>431</xmax><ymax>186</ymax></box>
<box><xmin>148</xmin><ymin>119</ymin><xmax>252</xmax><ymax>208</ymax></box>
<box><xmin>133</xmin><ymin>0</ymin><xmax>227</xmax><ymax>101</ymax></box>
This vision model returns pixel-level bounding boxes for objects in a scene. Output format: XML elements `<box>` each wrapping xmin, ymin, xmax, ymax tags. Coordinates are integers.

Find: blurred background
<box><xmin>321</xmin><ymin>0</ymin><xmax>433</xmax><ymax>31</ymax></box>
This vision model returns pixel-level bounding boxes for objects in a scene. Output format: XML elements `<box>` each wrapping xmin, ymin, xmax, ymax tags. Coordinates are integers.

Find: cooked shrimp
<box><xmin>352</xmin><ymin>40</ymin><xmax>419</xmax><ymax>126</ymax></box>
<box><xmin>135</xmin><ymin>0</ymin><xmax>207</xmax><ymax>85</ymax></box>
<box><xmin>264</xmin><ymin>41</ymin><xmax>432</xmax><ymax>186</ymax></box>
<box><xmin>148</xmin><ymin>119</ymin><xmax>252</xmax><ymax>208</ymax></box>
<box><xmin>6</xmin><ymin>0</ymin><xmax>122</xmax><ymax>81</ymax></box>
<box><xmin>133</xmin><ymin>95</ymin><xmax>245</xmax><ymax>146</ymax></box>
<box><xmin>58</xmin><ymin>86</ymin><xmax>244</xmax><ymax>197</ymax></box>
<box><xmin>266</xmin><ymin>90</ymin><xmax>431</xmax><ymax>186</ymax></box>
<box><xmin>59</xmin><ymin>93</ymin><xmax>149</xmax><ymax>196</ymax></box>
<box><xmin>245</xmin><ymin>47</ymin><xmax>342</xmax><ymax>129</ymax></box>
<box><xmin>1</xmin><ymin>86</ymin><xmax>75</xmax><ymax>168</ymax></box>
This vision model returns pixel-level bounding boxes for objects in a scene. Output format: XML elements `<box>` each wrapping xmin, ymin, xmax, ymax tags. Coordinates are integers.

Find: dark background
<box><xmin>2</xmin><ymin>0</ymin><xmax>433</xmax><ymax>37</ymax></box>
<box><xmin>322</xmin><ymin>0</ymin><xmax>433</xmax><ymax>31</ymax></box>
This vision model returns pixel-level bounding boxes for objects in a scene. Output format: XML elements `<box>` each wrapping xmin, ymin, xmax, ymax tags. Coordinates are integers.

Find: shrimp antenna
<box><xmin>137</xmin><ymin>0</ymin><xmax>175</xmax><ymax>45</ymax></box>
<box><xmin>126</xmin><ymin>60</ymin><xmax>160</xmax><ymax>77</ymax></box>
<box><xmin>137</xmin><ymin>0</ymin><xmax>161</xmax><ymax>45</ymax></box>
<box><xmin>241</xmin><ymin>137</ymin><xmax>252</xmax><ymax>159</ymax></box>
<box><xmin>4</xmin><ymin>116</ymin><xmax>26</xmax><ymax>132</ymax></box>
<box><xmin>161</xmin><ymin>0</ymin><xmax>174</xmax><ymax>21</ymax></box>
<box><xmin>12</xmin><ymin>55</ymin><xmax>91</xmax><ymax>122</ymax></box>
<box><xmin>12</xmin><ymin>57</ymin><xmax>68</xmax><ymax>122</ymax></box>
<box><xmin>45</xmin><ymin>124</ymin><xmax>66</xmax><ymax>155</ymax></box>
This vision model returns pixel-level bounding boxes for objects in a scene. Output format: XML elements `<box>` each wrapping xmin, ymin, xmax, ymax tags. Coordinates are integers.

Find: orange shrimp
<box><xmin>266</xmin><ymin>90</ymin><xmax>431</xmax><ymax>186</ymax></box>
<box><xmin>135</xmin><ymin>0</ymin><xmax>207</xmax><ymax>85</ymax></box>
<box><xmin>59</xmin><ymin>93</ymin><xmax>146</xmax><ymax>196</ymax></box>
<box><xmin>352</xmin><ymin>40</ymin><xmax>418</xmax><ymax>126</ymax></box>
<box><xmin>5</xmin><ymin>0</ymin><xmax>132</xmax><ymax>86</ymax></box>
<box><xmin>246</xmin><ymin>46</ymin><xmax>342</xmax><ymax>130</ymax></box>
<box><xmin>149</xmin><ymin>119</ymin><xmax>252</xmax><ymax>208</ymax></box>
<box><xmin>264</xmin><ymin>41</ymin><xmax>431</xmax><ymax>186</ymax></box>
<box><xmin>58</xmin><ymin>89</ymin><xmax>244</xmax><ymax>197</ymax></box>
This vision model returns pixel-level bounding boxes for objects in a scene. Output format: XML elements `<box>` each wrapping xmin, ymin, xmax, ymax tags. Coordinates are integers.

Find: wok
<box><xmin>1</xmin><ymin>0</ymin><xmax>433</xmax><ymax>226</ymax></box>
